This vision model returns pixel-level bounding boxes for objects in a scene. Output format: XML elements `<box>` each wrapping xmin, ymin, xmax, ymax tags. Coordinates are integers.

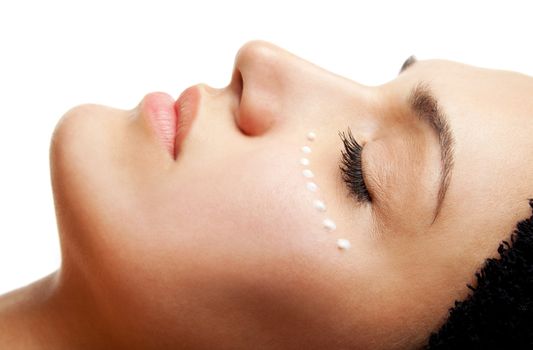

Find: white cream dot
<box><xmin>337</xmin><ymin>238</ymin><xmax>351</xmax><ymax>250</ymax></box>
<box><xmin>323</xmin><ymin>218</ymin><xmax>336</xmax><ymax>231</ymax></box>
<box><xmin>302</xmin><ymin>169</ymin><xmax>314</xmax><ymax>178</ymax></box>
<box><xmin>301</xmin><ymin>146</ymin><xmax>311</xmax><ymax>154</ymax></box>
<box><xmin>307</xmin><ymin>131</ymin><xmax>316</xmax><ymax>141</ymax></box>
<box><xmin>313</xmin><ymin>199</ymin><xmax>326</xmax><ymax>212</ymax></box>
<box><xmin>300</xmin><ymin>158</ymin><xmax>310</xmax><ymax>166</ymax></box>
<box><xmin>306</xmin><ymin>182</ymin><xmax>318</xmax><ymax>192</ymax></box>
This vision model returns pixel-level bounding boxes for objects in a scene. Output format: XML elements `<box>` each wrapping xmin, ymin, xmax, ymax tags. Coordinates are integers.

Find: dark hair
<box><xmin>424</xmin><ymin>199</ymin><xmax>533</xmax><ymax>349</ymax></box>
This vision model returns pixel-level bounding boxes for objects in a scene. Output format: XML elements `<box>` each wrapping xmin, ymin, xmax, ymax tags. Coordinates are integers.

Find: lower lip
<box><xmin>141</xmin><ymin>91</ymin><xmax>177</xmax><ymax>158</ymax></box>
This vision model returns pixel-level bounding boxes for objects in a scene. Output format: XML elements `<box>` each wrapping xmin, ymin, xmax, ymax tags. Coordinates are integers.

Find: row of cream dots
<box><xmin>301</xmin><ymin>131</ymin><xmax>351</xmax><ymax>251</ymax></box>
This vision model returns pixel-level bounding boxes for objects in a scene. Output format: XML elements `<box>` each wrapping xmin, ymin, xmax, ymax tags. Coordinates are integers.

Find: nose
<box><xmin>228</xmin><ymin>40</ymin><xmax>305</xmax><ymax>136</ymax></box>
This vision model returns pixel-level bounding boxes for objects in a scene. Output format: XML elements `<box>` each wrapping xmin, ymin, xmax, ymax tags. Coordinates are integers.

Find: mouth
<box><xmin>141</xmin><ymin>85</ymin><xmax>201</xmax><ymax>160</ymax></box>
<box><xmin>174</xmin><ymin>85</ymin><xmax>201</xmax><ymax>159</ymax></box>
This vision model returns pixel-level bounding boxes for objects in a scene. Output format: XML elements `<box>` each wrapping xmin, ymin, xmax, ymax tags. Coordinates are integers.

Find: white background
<box><xmin>1</xmin><ymin>0</ymin><xmax>532</xmax><ymax>295</ymax></box>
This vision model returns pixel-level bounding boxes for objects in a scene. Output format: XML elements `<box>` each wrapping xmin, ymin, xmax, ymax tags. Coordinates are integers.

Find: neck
<box><xmin>0</xmin><ymin>270</ymin><xmax>112</xmax><ymax>349</ymax></box>
<box><xmin>0</xmin><ymin>268</ymin><xmax>263</xmax><ymax>349</ymax></box>
<box><xmin>0</xmin><ymin>266</ymin><xmax>357</xmax><ymax>349</ymax></box>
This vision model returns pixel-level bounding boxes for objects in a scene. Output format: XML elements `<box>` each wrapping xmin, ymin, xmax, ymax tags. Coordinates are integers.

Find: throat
<box><xmin>0</xmin><ymin>271</ymin><xmax>111</xmax><ymax>349</ymax></box>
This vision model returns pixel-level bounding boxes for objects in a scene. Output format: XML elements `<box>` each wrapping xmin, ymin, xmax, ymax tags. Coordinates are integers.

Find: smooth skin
<box><xmin>1</xmin><ymin>40</ymin><xmax>532</xmax><ymax>349</ymax></box>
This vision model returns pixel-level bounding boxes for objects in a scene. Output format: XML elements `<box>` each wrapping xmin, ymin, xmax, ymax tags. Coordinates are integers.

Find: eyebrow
<box><xmin>408</xmin><ymin>82</ymin><xmax>455</xmax><ymax>225</ymax></box>
<box><xmin>399</xmin><ymin>55</ymin><xmax>417</xmax><ymax>74</ymax></box>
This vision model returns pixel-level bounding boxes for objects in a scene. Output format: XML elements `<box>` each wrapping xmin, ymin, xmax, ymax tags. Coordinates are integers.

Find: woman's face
<box><xmin>50</xmin><ymin>41</ymin><xmax>533</xmax><ymax>348</ymax></box>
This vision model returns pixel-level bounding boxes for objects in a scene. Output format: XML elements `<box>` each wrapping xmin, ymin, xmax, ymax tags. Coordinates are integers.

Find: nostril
<box><xmin>230</xmin><ymin>68</ymin><xmax>243</xmax><ymax>104</ymax></box>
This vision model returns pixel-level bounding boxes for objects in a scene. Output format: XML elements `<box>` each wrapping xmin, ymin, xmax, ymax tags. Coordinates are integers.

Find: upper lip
<box><xmin>173</xmin><ymin>84</ymin><xmax>202</xmax><ymax>160</ymax></box>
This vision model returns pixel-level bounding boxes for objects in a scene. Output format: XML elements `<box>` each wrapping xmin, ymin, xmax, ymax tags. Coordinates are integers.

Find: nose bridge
<box><xmin>230</xmin><ymin>40</ymin><xmax>306</xmax><ymax>136</ymax></box>
<box><xmin>229</xmin><ymin>40</ymin><xmax>373</xmax><ymax>137</ymax></box>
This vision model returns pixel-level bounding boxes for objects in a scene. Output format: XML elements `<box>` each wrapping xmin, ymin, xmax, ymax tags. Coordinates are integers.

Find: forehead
<box><xmin>382</xmin><ymin>59</ymin><xmax>533</xmax><ymax>147</ymax></box>
<box><xmin>396</xmin><ymin>58</ymin><xmax>533</xmax><ymax>113</ymax></box>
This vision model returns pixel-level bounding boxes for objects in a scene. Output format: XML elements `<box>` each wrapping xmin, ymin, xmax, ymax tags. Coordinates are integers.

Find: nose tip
<box><xmin>229</xmin><ymin>40</ymin><xmax>290</xmax><ymax>136</ymax></box>
<box><xmin>233</xmin><ymin>40</ymin><xmax>281</xmax><ymax>72</ymax></box>
<box><xmin>229</xmin><ymin>40</ymin><xmax>280</xmax><ymax>96</ymax></box>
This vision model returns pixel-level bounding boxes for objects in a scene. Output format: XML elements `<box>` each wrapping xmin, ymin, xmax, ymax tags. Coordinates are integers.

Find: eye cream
<box><xmin>337</xmin><ymin>238</ymin><xmax>351</xmax><ymax>250</ymax></box>
<box><xmin>313</xmin><ymin>199</ymin><xmax>326</xmax><ymax>212</ymax></box>
<box><xmin>300</xmin><ymin>158</ymin><xmax>310</xmax><ymax>166</ymax></box>
<box><xmin>300</xmin><ymin>130</ymin><xmax>350</xmax><ymax>251</ymax></box>
<box><xmin>301</xmin><ymin>146</ymin><xmax>311</xmax><ymax>154</ymax></box>
<box><xmin>306</xmin><ymin>182</ymin><xmax>318</xmax><ymax>192</ymax></box>
<box><xmin>323</xmin><ymin>218</ymin><xmax>336</xmax><ymax>231</ymax></box>
<box><xmin>302</xmin><ymin>169</ymin><xmax>314</xmax><ymax>178</ymax></box>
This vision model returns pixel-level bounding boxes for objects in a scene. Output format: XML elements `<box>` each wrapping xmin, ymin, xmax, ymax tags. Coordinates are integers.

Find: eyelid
<box><xmin>358</xmin><ymin>141</ymin><xmax>389</xmax><ymax>203</ymax></box>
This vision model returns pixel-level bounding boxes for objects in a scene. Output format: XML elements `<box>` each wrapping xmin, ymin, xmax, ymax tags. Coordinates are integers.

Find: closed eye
<box><xmin>339</xmin><ymin>128</ymin><xmax>372</xmax><ymax>204</ymax></box>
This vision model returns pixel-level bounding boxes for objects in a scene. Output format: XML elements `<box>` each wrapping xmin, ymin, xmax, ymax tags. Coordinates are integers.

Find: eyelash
<box><xmin>338</xmin><ymin>128</ymin><xmax>372</xmax><ymax>204</ymax></box>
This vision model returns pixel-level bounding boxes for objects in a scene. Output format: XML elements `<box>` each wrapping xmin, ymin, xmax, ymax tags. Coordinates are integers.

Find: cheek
<box><xmin>162</xmin><ymin>150</ymin><xmax>323</xmax><ymax>260</ymax></box>
<box><xmin>96</xmin><ymin>147</ymin><xmax>335</xmax><ymax>318</ymax></box>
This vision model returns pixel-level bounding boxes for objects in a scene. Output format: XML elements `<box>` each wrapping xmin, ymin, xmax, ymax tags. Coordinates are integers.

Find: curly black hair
<box><xmin>424</xmin><ymin>199</ymin><xmax>533</xmax><ymax>349</ymax></box>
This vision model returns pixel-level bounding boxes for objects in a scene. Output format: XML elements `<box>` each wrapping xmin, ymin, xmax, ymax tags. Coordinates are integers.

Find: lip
<box><xmin>174</xmin><ymin>85</ymin><xmax>201</xmax><ymax>158</ymax></box>
<box><xmin>140</xmin><ymin>85</ymin><xmax>201</xmax><ymax>160</ymax></box>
